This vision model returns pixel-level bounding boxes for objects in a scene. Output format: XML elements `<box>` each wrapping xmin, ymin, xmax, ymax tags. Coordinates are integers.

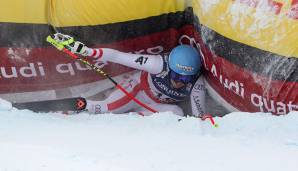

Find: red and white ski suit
<box><xmin>85</xmin><ymin>48</ymin><xmax>206</xmax><ymax>117</ymax></box>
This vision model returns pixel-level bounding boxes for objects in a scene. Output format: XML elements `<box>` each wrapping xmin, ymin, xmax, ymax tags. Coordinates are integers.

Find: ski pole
<box><xmin>46</xmin><ymin>36</ymin><xmax>157</xmax><ymax>115</ymax></box>
<box><xmin>200</xmin><ymin>114</ymin><xmax>219</xmax><ymax>128</ymax></box>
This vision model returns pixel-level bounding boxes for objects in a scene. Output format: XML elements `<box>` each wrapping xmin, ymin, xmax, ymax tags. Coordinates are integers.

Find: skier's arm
<box><xmin>190</xmin><ymin>76</ymin><xmax>206</xmax><ymax>117</ymax></box>
<box><xmin>85</xmin><ymin>47</ymin><xmax>164</xmax><ymax>74</ymax></box>
<box><xmin>52</xmin><ymin>33</ymin><xmax>163</xmax><ymax>74</ymax></box>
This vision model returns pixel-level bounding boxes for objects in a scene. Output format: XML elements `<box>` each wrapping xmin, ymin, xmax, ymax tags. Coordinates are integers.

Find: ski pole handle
<box><xmin>46</xmin><ymin>35</ymin><xmax>75</xmax><ymax>51</ymax></box>
<box><xmin>46</xmin><ymin>36</ymin><xmax>65</xmax><ymax>50</ymax></box>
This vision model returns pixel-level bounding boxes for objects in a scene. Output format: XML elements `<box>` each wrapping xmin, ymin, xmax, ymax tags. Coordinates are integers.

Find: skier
<box><xmin>53</xmin><ymin>33</ymin><xmax>206</xmax><ymax>117</ymax></box>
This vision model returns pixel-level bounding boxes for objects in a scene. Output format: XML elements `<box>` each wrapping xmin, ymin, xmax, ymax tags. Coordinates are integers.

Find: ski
<box><xmin>12</xmin><ymin>97</ymin><xmax>87</xmax><ymax>113</ymax></box>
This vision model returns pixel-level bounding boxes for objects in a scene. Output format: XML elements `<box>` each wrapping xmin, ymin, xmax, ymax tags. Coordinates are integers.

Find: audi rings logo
<box><xmin>94</xmin><ymin>104</ymin><xmax>102</xmax><ymax>114</ymax></box>
<box><xmin>178</xmin><ymin>35</ymin><xmax>207</xmax><ymax>70</ymax></box>
<box><xmin>178</xmin><ymin>35</ymin><xmax>200</xmax><ymax>50</ymax></box>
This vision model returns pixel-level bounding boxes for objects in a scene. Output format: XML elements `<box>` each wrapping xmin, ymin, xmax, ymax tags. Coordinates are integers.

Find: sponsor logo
<box><xmin>208</xmin><ymin>62</ymin><xmax>298</xmax><ymax>115</ymax></box>
<box><xmin>154</xmin><ymin>79</ymin><xmax>185</xmax><ymax>97</ymax></box>
<box><xmin>76</xmin><ymin>99</ymin><xmax>86</xmax><ymax>110</ymax></box>
<box><xmin>210</xmin><ymin>64</ymin><xmax>245</xmax><ymax>99</ymax></box>
<box><xmin>251</xmin><ymin>93</ymin><xmax>298</xmax><ymax>115</ymax></box>
<box><xmin>192</xmin><ymin>95</ymin><xmax>204</xmax><ymax>115</ymax></box>
<box><xmin>0</xmin><ymin>62</ymin><xmax>45</xmax><ymax>78</ymax></box>
<box><xmin>193</xmin><ymin>83</ymin><xmax>205</xmax><ymax>91</ymax></box>
<box><xmin>176</xmin><ymin>63</ymin><xmax>193</xmax><ymax>72</ymax></box>
<box><xmin>178</xmin><ymin>35</ymin><xmax>208</xmax><ymax>71</ymax></box>
<box><xmin>94</xmin><ymin>104</ymin><xmax>102</xmax><ymax>114</ymax></box>
<box><xmin>235</xmin><ymin>0</ymin><xmax>298</xmax><ymax>19</ymax></box>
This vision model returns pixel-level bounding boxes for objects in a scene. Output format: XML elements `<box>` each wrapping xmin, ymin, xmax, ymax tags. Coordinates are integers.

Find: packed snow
<box><xmin>0</xmin><ymin>103</ymin><xmax>297</xmax><ymax>171</ymax></box>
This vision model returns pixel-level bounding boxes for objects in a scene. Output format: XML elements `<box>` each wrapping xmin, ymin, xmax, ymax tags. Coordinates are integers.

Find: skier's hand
<box><xmin>53</xmin><ymin>33</ymin><xmax>74</xmax><ymax>44</ymax></box>
<box><xmin>68</xmin><ymin>41</ymin><xmax>90</xmax><ymax>56</ymax></box>
<box><xmin>52</xmin><ymin>33</ymin><xmax>89</xmax><ymax>56</ymax></box>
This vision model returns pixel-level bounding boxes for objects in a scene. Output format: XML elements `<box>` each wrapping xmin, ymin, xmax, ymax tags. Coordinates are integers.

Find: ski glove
<box><xmin>69</xmin><ymin>41</ymin><xmax>90</xmax><ymax>56</ymax></box>
<box><xmin>53</xmin><ymin>33</ymin><xmax>90</xmax><ymax>56</ymax></box>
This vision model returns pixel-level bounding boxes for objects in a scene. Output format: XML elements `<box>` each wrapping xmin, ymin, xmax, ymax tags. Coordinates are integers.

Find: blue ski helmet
<box><xmin>168</xmin><ymin>45</ymin><xmax>201</xmax><ymax>75</ymax></box>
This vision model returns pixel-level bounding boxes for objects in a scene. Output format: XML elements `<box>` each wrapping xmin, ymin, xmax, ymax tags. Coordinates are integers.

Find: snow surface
<box><xmin>0</xmin><ymin>107</ymin><xmax>297</xmax><ymax>171</ymax></box>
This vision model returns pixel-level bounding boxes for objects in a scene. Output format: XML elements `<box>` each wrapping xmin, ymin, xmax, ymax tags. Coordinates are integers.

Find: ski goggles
<box><xmin>170</xmin><ymin>71</ymin><xmax>195</xmax><ymax>84</ymax></box>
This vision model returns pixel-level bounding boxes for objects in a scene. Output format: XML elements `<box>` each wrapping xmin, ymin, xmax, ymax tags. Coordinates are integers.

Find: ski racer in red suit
<box><xmin>53</xmin><ymin>33</ymin><xmax>206</xmax><ymax>117</ymax></box>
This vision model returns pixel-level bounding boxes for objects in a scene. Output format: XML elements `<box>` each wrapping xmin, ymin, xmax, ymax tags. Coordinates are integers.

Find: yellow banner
<box><xmin>193</xmin><ymin>0</ymin><xmax>298</xmax><ymax>57</ymax></box>
<box><xmin>0</xmin><ymin>0</ymin><xmax>48</xmax><ymax>23</ymax></box>
<box><xmin>0</xmin><ymin>0</ymin><xmax>185</xmax><ymax>25</ymax></box>
<box><xmin>49</xmin><ymin>0</ymin><xmax>185</xmax><ymax>26</ymax></box>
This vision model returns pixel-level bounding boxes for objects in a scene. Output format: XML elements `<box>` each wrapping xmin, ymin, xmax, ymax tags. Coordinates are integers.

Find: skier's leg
<box><xmin>87</xmin><ymin>90</ymin><xmax>140</xmax><ymax>114</ymax></box>
<box><xmin>86</xmin><ymin>73</ymin><xmax>142</xmax><ymax>114</ymax></box>
<box><xmin>133</xmin><ymin>91</ymin><xmax>184</xmax><ymax>116</ymax></box>
<box><xmin>133</xmin><ymin>103</ymin><xmax>184</xmax><ymax>116</ymax></box>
